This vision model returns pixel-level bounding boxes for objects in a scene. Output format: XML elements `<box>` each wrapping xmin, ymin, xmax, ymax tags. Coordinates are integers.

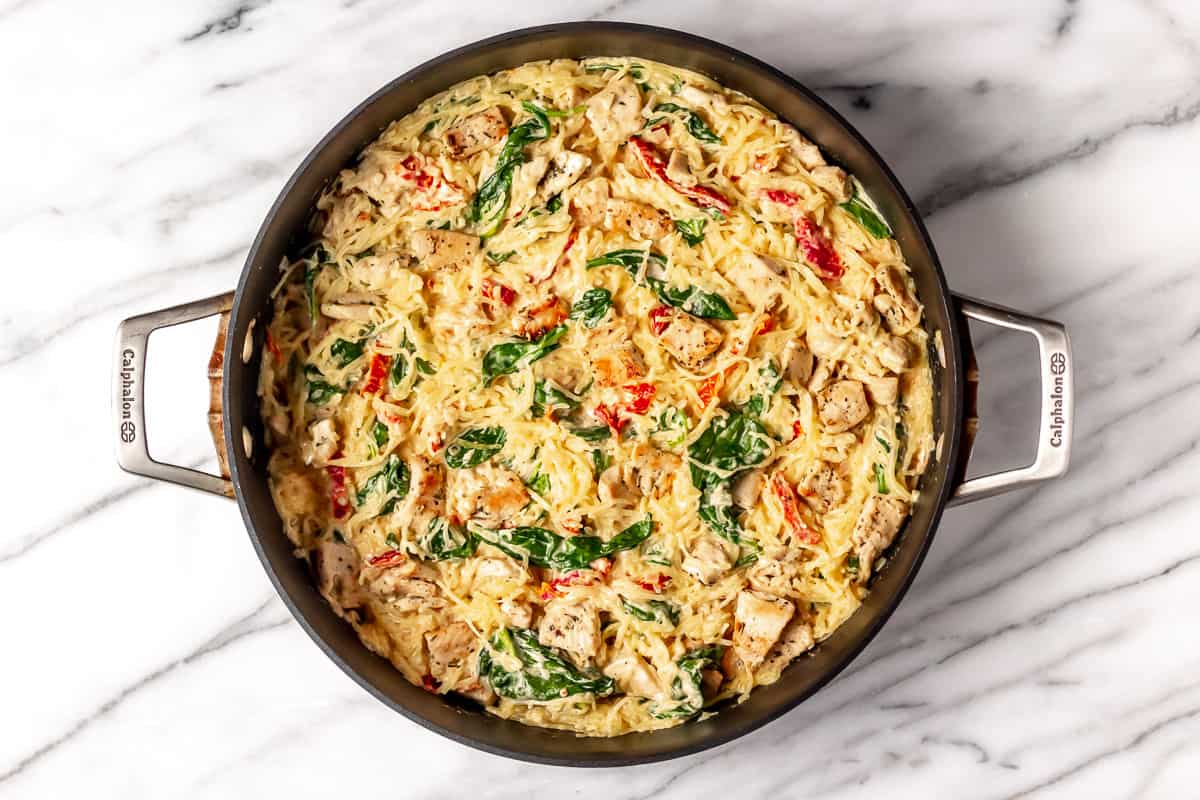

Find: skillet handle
<box><xmin>948</xmin><ymin>294</ymin><xmax>1073</xmax><ymax>506</ymax></box>
<box><xmin>113</xmin><ymin>292</ymin><xmax>236</xmax><ymax>498</ymax></box>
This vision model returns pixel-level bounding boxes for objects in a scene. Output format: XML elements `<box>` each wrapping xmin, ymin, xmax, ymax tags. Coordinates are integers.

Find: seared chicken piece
<box><xmin>805</xmin><ymin>320</ymin><xmax>843</xmax><ymax>360</ymax></box>
<box><xmin>444</xmin><ymin>106</ymin><xmax>508</xmax><ymax>158</ymax></box>
<box><xmin>588</xmin><ymin>319</ymin><xmax>648</xmax><ymax>387</ymax></box>
<box><xmin>509</xmin><ymin>155</ymin><xmax>550</xmax><ymax>214</ymax></box>
<box><xmin>303</xmin><ymin>418</ymin><xmax>339</xmax><ymax>467</ymax></box>
<box><xmin>654</xmin><ymin>308</ymin><xmax>724</xmax><ymax>371</ymax></box>
<box><xmin>410</xmin><ymin>229</ymin><xmax>480</xmax><ymax>272</ymax></box>
<box><xmin>864</xmin><ymin>375</ymin><xmax>899</xmax><ymax>406</ymax></box>
<box><xmin>312</xmin><ymin>539</ymin><xmax>366</xmax><ymax>618</ymax></box>
<box><xmin>320</xmin><ymin>303</ymin><xmax>375</xmax><ymax>321</ymax></box>
<box><xmin>605</xmin><ymin>198</ymin><xmax>673</xmax><ymax>241</ymax></box>
<box><xmin>603</xmin><ymin>652</ymin><xmax>661</xmax><ymax>698</ymax></box>
<box><xmin>571</xmin><ymin>177</ymin><xmax>610</xmax><ymax>227</ymax></box>
<box><xmin>586</xmin><ymin>75</ymin><xmax>644</xmax><ymax>145</ymax></box>
<box><xmin>799</xmin><ymin>461</ymin><xmax>847</xmax><ymax>514</ymax></box>
<box><xmin>539</xmin><ymin>150</ymin><xmax>592</xmax><ymax>199</ymax></box>
<box><xmin>733</xmin><ymin>590</ymin><xmax>795</xmax><ymax>670</ymax></box>
<box><xmin>500</xmin><ymin>598</ymin><xmax>533</xmax><ymax>629</ymax></box>
<box><xmin>732</xmin><ymin>468</ymin><xmax>765</xmax><ymax>509</ymax></box>
<box><xmin>852</xmin><ymin>495</ymin><xmax>910</xmax><ymax>580</ymax></box>
<box><xmin>784</xmin><ymin>338</ymin><xmax>814</xmax><ymax>387</ymax></box>
<box><xmin>757</xmin><ymin>619</ymin><xmax>815</xmax><ymax>680</ymax></box>
<box><xmin>817</xmin><ymin>380</ymin><xmax>870</xmax><ymax>433</ymax></box>
<box><xmin>727</xmin><ymin>254</ymin><xmax>788</xmax><ymax>308</ymax></box>
<box><xmin>746</xmin><ymin>546</ymin><xmax>802</xmax><ymax>596</ymax></box>
<box><xmin>678</xmin><ymin>84</ymin><xmax>730</xmax><ymax>115</ymax></box>
<box><xmin>665</xmin><ymin>150</ymin><xmax>697</xmax><ymax>187</ymax></box>
<box><xmin>781</xmin><ymin>124</ymin><xmax>826</xmax><ymax>169</ymax></box>
<box><xmin>599</xmin><ymin>443</ymin><xmax>682</xmax><ymax>503</ymax></box>
<box><xmin>449</xmin><ymin>464</ymin><xmax>529</xmax><ymax>527</ymax></box>
<box><xmin>272</xmin><ymin>467</ymin><xmax>321</xmax><ymax>522</ymax></box>
<box><xmin>682</xmin><ymin>535</ymin><xmax>734</xmax><ymax>585</ymax></box>
<box><xmin>809</xmin><ymin>165</ymin><xmax>851</xmax><ymax>203</ymax></box>
<box><xmin>874</xmin><ymin>265</ymin><xmax>921</xmax><ymax>334</ymax></box>
<box><xmin>393</xmin><ymin>455</ymin><xmax>445</xmax><ymax>535</ymax></box>
<box><xmin>512</xmin><ymin>294</ymin><xmax>568</xmax><ymax>339</ymax></box>
<box><xmin>878</xmin><ymin>335</ymin><xmax>911</xmax><ymax>374</ymax></box>
<box><xmin>538</xmin><ymin>599</ymin><xmax>601</xmax><ymax>665</ymax></box>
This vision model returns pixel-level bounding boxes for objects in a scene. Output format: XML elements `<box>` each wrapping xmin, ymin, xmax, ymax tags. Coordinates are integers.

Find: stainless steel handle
<box><xmin>113</xmin><ymin>292</ymin><xmax>236</xmax><ymax>497</ymax></box>
<box><xmin>949</xmin><ymin>294</ymin><xmax>1073</xmax><ymax>505</ymax></box>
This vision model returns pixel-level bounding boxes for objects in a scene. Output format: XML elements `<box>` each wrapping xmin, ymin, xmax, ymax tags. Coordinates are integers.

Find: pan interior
<box><xmin>224</xmin><ymin>22</ymin><xmax>962</xmax><ymax>766</ymax></box>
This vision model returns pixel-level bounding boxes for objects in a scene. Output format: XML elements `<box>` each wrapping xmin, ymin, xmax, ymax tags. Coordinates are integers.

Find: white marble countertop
<box><xmin>4</xmin><ymin>1</ymin><xmax>1199</xmax><ymax>797</ymax></box>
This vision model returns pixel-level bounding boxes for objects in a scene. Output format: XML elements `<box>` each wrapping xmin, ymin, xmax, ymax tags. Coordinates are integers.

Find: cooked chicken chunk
<box><xmin>677</xmin><ymin>84</ymin><xmax>730</xmax><ymax>116</ymax></box>
<box><xmin>312</xmin><ymin>539</ymin><xmax>366</xmax><ymax>618</ymax></box>
<box><xmin>571</xmin><ymin>177</ymin><xmax>610</xmax><ymax>227</ymax></box>
<box><xmin>512</xmin><ymin>294</ymin><xmax>567</xmax><ymax>339</ymax></box>
<box><xmin>603</xmin><ymin>652</ymin><xmax>661</xmax><ymax>698</ymax></box>
<box><xmin>746</xmin><ymin>546</ymin><xmax>802</xmax><ymax>596</ymax></box>
<box><xmin>784</xmin><ymin>338</ymin><xmax>813</xmax><ymax>386</ymax></box>
<box><xmin>874</xmin><ymin>265</ymin><xmax>921</xmax><ymax>333</ymax></box>
<box><xmin>444</xmin><ymin>106</ymin><xmax>508</xmax><ymax>158</ymax></box>
<box><xmin>370</xmin><ymin>572</ymin><xmax>445</xmax><ymax>612</ymax></box>
<box><xmin>864</xmin><ymin>375</ymin><xmax>899</xmax><ymax>406</ymax></box>
<box><xmin>393</xmin><ymin>455</ymin><xmax>445</xmax><ymax>535</ymax></box>
<box><xmin>538</xmin><ymin>599</ymin><xmax>601</xmax><ymax>665</ymax></box>
<box><xmin>303</xmin><ymin>418</ymin><xmax>339</xmax><ymax>467</ymax></box>
<box><xmin>500</xmin><ymin>598</ymin><xmax>533</xmax><ymax>628</ymax></box>
<box><xmin>426</xmin><ymin>621</ymin><xmax>480</xmax><ymax>688</ymax></box>
<box><xmin>271</xmin><ymin>468</ymin><xmax>321</xmax><ymax>527</ymax></box>
<box><xmin>810</xmin><ymin>165</ymin><xmax>851</xmax><ymax>203</ymax></box>
<box><xmin>449</xmin><ymin>464</ymin><xmax>529</xmax><ymax>526</ymax></box>
<box><xmin>346</xmin><ymin>250</ymin><xmax>406</xmax><ymax>290</ymax></box>
<box><xmin>410</xmin><ymin>229</ymin><xmax>480</xmax><ymax>272</ymax></box>
<box><xmin>817</xmin><ymin>380</ymin><xmax>870</xmax><ymax>433</ymax></box>
<box><xmin>665</xmin><ymin>150</ymin><xmax>697</xmax><ymax>187</ymax></box>
<box><xmin>605</xmin><ymin>198</ymin><xmax>672</xmax><ymax>241</ymax></box>
<box><xmin>799</xmin><ymin>461</ymin><xmax>847</xmax><ymax>514</ymax></box>
<box><xmin>733</xmin><ymin>590</ymin><xmax>795</xmax><ymax>670</ymax></box>
<box><xmin>586</xmin><ymin>75</ymin><xmax>644</xmax><ymax>145</ymax></box>
<box><xmin>757</xmin><ymin>619</ymin><xmax>815</xmax><ymax>680</ymax></box>
<box><xmin>782</xmin><ymin>125</ymin><xmax>825</xmax><ymax>169</ymax></box>
<box><xmin>878</xmin><ymin>335</ymin><xmax>911</xmax><ymax>374</ymax></box>
<box><xmin>655</xmin><ymin>308</ymin><xmax>724</xmax><ymax>371</ymax></box>
<box><xmin>805</xmin><ymin>320</ymin><xmax>842</xmax><ymax>360</ymax></box>
<box><xmin>510</xmin><ymin>155</ymin><xmax>550</xmax><ymax>214</ymax></box>
<box><xmin>589</xmin><ymin>320</ymin><xmax>648</xmax><ymax>387</ymax></box>
<box><xmin>682</xmin><ymin>535</ymin><xmax>734</xmax><ymax>585</ymax></box>
<box><xmin>732</xmin><ymin>468</ymin><xmax>765</xmax><ymax>509</ymax></box>
<box><xmin>727</xmin><ymin>254</ymin><xmax>788</xmax><ymax>308</ymax></box>
<box><xmin>601</xmin><ymin>443</ymin><xmax>682</xmax><ymax>503</ymax></box>
<box><xmin>852</xmin><ymin>495</ymin><xmax>910</xmax><ymax>580</ymax></box>
<box><xmin>539</xmin><ymin>150</ymin><xmax>592</xmax><ymax>199</ymax></box>
<box><xmin>320</xmin><ymin>303</ymin><xmax>375</xmax><ymax>321</ymax></box>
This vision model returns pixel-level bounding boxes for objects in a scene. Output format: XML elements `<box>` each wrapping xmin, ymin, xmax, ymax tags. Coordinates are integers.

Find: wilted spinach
<box><xmin>568</xmin><ymin>288</ymin><xmax>612</xmax><ymax>329</ymax></box>
<box><xmin>475</xmin><ymin>517</ymin><xmax>652</xmax><ymax>570</ymax></box>
<box><xmin>482</xmin><ymin>324</ymin><xmax>567</xmax><ymax>386</ymax></box>
<box><xmin>479</xmin><ymin>628</ymin><xmax>615</xmax><ymax>702</ymax></box>
<box><xmin>444</xmin><ymin>426</ymin><xmax>507</xmax><ymax>469</ymax></box>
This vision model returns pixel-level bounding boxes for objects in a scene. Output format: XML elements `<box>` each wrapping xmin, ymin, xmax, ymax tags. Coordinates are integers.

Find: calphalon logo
<box><xmin>119</xmin><ymin>348</ymin><xmax>137</xmax><ymax>443</ymax></box>
<box><xmin>1048</xmin><ymin>351</ymin><xmax>1067</xmax><ymax>447</ymax></box>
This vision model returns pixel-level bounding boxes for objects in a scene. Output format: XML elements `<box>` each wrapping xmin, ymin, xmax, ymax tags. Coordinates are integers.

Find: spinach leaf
<box><xmin>587</xmin><ymin>249</ymin><xmax>735</xmax><ymax>321</ymax></box>
<box><xmin>330</xmin><ymin>338</ymin><xmax>365</xmax><ymax>367</ymax></box>
<box><xmin>486</xmin><ymin>250</ymin><xmax>516</xmax><ymax>264</ymax></box>
<box><xmin>653</xmin><ymin>102</ymin><xmax>721</xmax><ymax>144</ymax></box>
<box><xmin>591</xmin><ymin>448</ymin><xmax>611</xmax><ymax>476</ymax></box>
<box><xmin>304</xmin><ymin>365</ymin><xmax>342</xmax><ymax>405</ymax></box>
<box><xmin>354</xmin><ymin>454</ymin><xmax>411</xmax><ymax>514</ymax></box>
<box><xmin>640</xmin><ymin>536</ymin><xmax>674</xmax><ymax>567</ymax></box>
<box><xmin>465</xmin><ymin>109</ymin><xmax>550</xmax><ymax>237</ymax></box>
<box><xmin>481</xmin><ymin>324</ymin><xmax>567</xmax><ymax>386</ymax></box>
<box><xmin>546</xmin><ymin>193</ymin><xmax>563</xmax><ymax>213</ymax></box>
<box><xmin>840</xmin><ymin>196</ymin><xmax>891</xmax><ymax>239</ymax></box>
<box><xmin>527</xmin><ymin>468</ymin><xmax>550</xmax><ymax>496</ymax></box>
<box><xmin>415</xmin><ymin>357</ymin><xmax>437</xmax><ymax>375</ymax></box>
<box><xmin>744</xmin><ymin>360</ymin><xmax>782</xmax><ymax>418</ymax></box>
<box><xmin>531</xmin><ymin>379</ymin><xmax>581</xmax><ymax>419</ymax></box>
<box><xmin>476</xmin><ymin>517</ymin><xmax>653</xmax><ymax>570</ymax></box>
<box><xmin>845</xmin><ymin>553</ymin><xmax>860</xmax><ymax>579</ymax></box>
<box><xmin>372</xmin><ymin>419</ymin><xmax>389</xmax><ymax>448</ymax></box>
<box><xmin>875</xmin><ymin>433</ymin><xmax>891</xmax><ymax>452</ymax></box>
<box><xmin>688</xmin><ymin>409</ymin><xmax>772</xmax><ymax>490</ymax></box>
<box><xmin>569</xmin><ymin>424</ymin><xmax>611</xmax><ymax>442</ymax></box>
<box><xmin>874</xmin><ymin>463</ymin><xmax>890</xmax><ymax>495</ymax></box>
<box><xmin>479</xmin><ymin>628</ymin><xmax>615</xmax><ymax>702</ymax></box>
<box><xmin>444</xmin><ymin>426</ymin><xmax>507</xmax><ymax>469</ymax></box>
<box><xmin>421</xmin><ymin>517</ymin><xmax>479</xmax><ymax>560</ymax></box>
<box><xmin>650</xmin><ymin>645</ymin><xmax>723</xmax><ymax>719</ymax></box>
<box><xmin>584</xmin><ymin>63</ymin><xmax>645</xmax><ymax>80</ymax></box>
<box><xmin>689</xmin><ymin>408</ymin><xmax>772</xmax><ymax>548</ymax></box>
<box><xmin>620</xmin><ymin>597</ymin><xmax>680</xmax><ymax>626</ymax></box>
<box><xmin>653</xmin><ymin>406</ymin><xmax>690</xmax><ymax>448</ymax></box>
<box><xmin>389</xmin><ymin>354</ymin><xmax>408</xmax><ymax>387</ymax></box>
<box><xmin>674</xmin><ymin>217</ymin><xmax>707</xmax><ymax>245</ymax></box>
<box><xmin>569</xmin><ymin>288</ymin><xmax>613</xmax><ymax>329</ymax></box>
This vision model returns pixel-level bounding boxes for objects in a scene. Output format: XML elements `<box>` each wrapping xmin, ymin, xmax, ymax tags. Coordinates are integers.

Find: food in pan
<box><xmin>258</xmin><ymin>57</ymin><xmax>934</xmax><ymax>736</ymax></box>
